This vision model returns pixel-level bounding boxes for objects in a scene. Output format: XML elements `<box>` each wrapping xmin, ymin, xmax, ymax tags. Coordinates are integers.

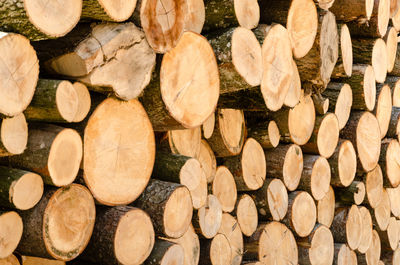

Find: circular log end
<box><xmin>387</xmin><ymin>217</ymin><xmax>399</xmax><ymax>250</ymax></box>
<box><xmin>268</xmin><ymin>121</ymin><xmax>281</xmax><ymax>148</ymax></box>
<box><xmin>310</xmin><ymin>157</ymin><xmax>331</xmax><ymax>200</ymax></box>
<box><xmin>43</xmin><ymin>184</ymin><xmax>95</xmax><ymax>261</ymax></box>
<box><xmin>56</xmin><ymin>80</ymin><xmax>79</xmax><ymax>122</ymax></box>
<box><xmin>292</xmin><ymin>191</ymin><xmax>316</xmax><ymax>237</ymax></box>
<box><xmin>378</xmin><ymin>0</ymin><xmax>390</xmax><ymax>37</ymax></box>
<box><xmin>364</xmin><ymin>65</ymin><xmax>377</xmax><ymax>111</ymax></box>
<box><xmin>372</xmin><ymin>39</ymin><xmax>388</xmax><ymax>83</ymax></box>
<box><xmin>168</xmin><ymin>127</ymin><xmax>201</xmax><ymax>158</ymax></box>
<box><xmin>387</xmin><ymin>186</ymin><xmax>400</xmax><ymax>217</ymax></box>
<box><xmin>84</xmin><ymin>98</ymin><xmax>155</xmax><ymax>205</ymax></box>
<box><xmin>385</xmin><ymin>139</ymin><xmax>400</xmax><ymax>187</ymax></box>
<box><xmin>48</xmin><ymin>128</ymin><xmax>82</xmax><ymax>187</ymax></box>
<box><xmin>1</xmin><ymin>113</ymin><xmax>28</xmax><ymax>155</ymax></box>
<box><xmin>340</xmin><ymin>25</ymin><xmax>353</xmax><ymax>77</ymax></box>
<box><xmin>202</xmin><ymin>113</ymin><xmax>215</xmax><ymax>139</ymax></box>
<box><xmin>320</xmin><ymin>11</ymin><xmax>339</xmax><ymax>86</ymax></box>
<box><xmin>356</xmin><ymin>112</ymin><xmax>381</xmax><ymax>172</ymax></box>
<box><xmin>165</xmin><ymin>224</ymin><xmax>200</xmax><ymax>265</ymax></box>
<box><xmin>219</xmin><ymin>109</ymin><xmax>245</xmax><ymax>156</ymax></box>
<box><xmin>0</xmin><ymin>33</ymin><xmax>39</xmax><ymax>117</ymax></box>
<box><xmin>212</xmin><ymin>166</ymin><xmax>237</xmax><ymax>213</ymax></box>
<box><xmin>357</xmin><ymin>206</ymin><xmax>373</xmax><ymax>253</ymax></box>
<box><xmin>71</xmin><ymin>82</ymin><xmax>91</xmax><ymax>123</ymax></box>
<box><xmin>198</xmin><ymin>140</ymin><xmax>216</xmax><ymax>184</ymax></box>
<box><xmin>335</xmin><ymin>84</ymin><xmax>352</xmax><ymax>130</ymax></box>
<box><xmin>376</xmin><ymin>84</ymin><xmax>392</xmax><ymax>138</ymax></box>
<box><xmin>210</xmin><ymin>234</ymin><xmax>232</xmax><ymax>265</ymax></box>
<box><xmin>354</xmin><ymin>182</ymin><xmax>366</xmax><ymax>205</ymax></box>
<box><xmin>386</xmin><ymin>27</ymin><xmax>397</xmax><ymax>72</ymax></box>
<box><xmin>236</xmin><ymin>194</ymin><xmax>258</xmax><ymax>236</ymax></box>
<box><xmin>180</xmin><ymin>158</ymin><xmax>207</xmax><ymax>209</ymax></box>
<box><xmin>393</xmin><ymin>80</ymin><xmax>400</xmax><ymax>107</ymax></box>
<box><xmin>161</xmin><ymin>31</ymin><xmax>219</xmax><ymax>128</ymax></box>
<box><xmin>366</xmin><ymin>0</ymin><xmax>375</xmax><ymax>19</ymax></box>
<box><xmin>114</xmin><ymin>208</ymin><xmax>155</xmax><ymax>265</ymax></box>
<box><xmin>259</xmin><ymin>222</ymin><xmax>298</xmax><ymax>265</ymax></box>
<box><xmin>261</xmin><ymin>24</ymin><xmax>293</xmax><ymax>111</ymax></box>
<box><xmin>317</xmin><ymin>113</ymin><xmax>339</xmax><ymax>158</ymax></box>
<box><xmin>288</xmin><ymin>91</ymin><xmax>316</xmax><ymax>145</ymax></box>
<box><xmin>287</xmin><ymin>0</ymin><xmax>318</xmax><ymax>59</ymax></box>
<box><xmin>241</xmin><ymin>138</ymin><xmax>266</xmax><ymax>190</ymax></box>
<box><xmin>0</xmin><ymin>211</ymin><xmax>23</xmax><ymax>259</ymax></box>
<box><xmin>198</xmin><ymin>194</ymin><xmax>222</xmax><ymax>239</ymax></box>
<box><xmin>232</xmin><ymin>27</ymin><xmax>262</xmax><ymax>86</ymax></box>
<box><xmin>284</xmin><ymin>60</ymin><xmax>301</xmax><ymax>107</ymax></box>
<box><xmin>140</xmin><ymin>0</ymin><xmax>187</xmax><ymax>53</ymax></box>
<box><xmin>366</xmin><ymin>230</ymin><xmax>381</xmax><ymax>265</ymax></box>
<box><xmin>337</xmin><ymin>244</ymin><xmax>357</xmax><ymax>265</ymax></box>
<box><xmin>390</xmin><ymin>0</ymin><xmax>400</xmax><ymax>17</ymax></box>
<box><xmin>366</xmin><ymin>165</ymin><xmax>384</xmax><ymax>208</ymax></box>
<box><xmin>0</xmin><ymin>254</ymin><xmax>19</xmax><ymax>265</ymax></box>
<box><xmin>25</xmin><ymin>0</ymin><xmax>81</xmax><ymax>37</ymax></box>
<box><xmin>163</xmin><ymin>186</ymin><xmax>193</xmax><ymax>238</ymax></box>
<box><xmin>374</xmin><ymin>188</ymin><xmax>391</xmax><ymax>231</ymax></box>
<box><xmin>317</xmin><ymin>186</ymin><xmax>335</xmax><ymax>228</ymax></box>
<box><xmin>283</xmin><ymin>144</ymin><xmax>303</xmax><ymax>191</ymax></box>
<box><xmin>309</xmin><ymin>225</ymin><xmax>334</xmax><ymax>265</ymax></box>
<box><xmin>98</xmin><ymin>0</ymin><xmax>137</xmax><ymax>21</ymax></box>
<box><xmin>218</xmin><ymin>213</ymin><xmax>243</xmax><ymax>265</ymax></box>
<box><xmin>184</xmin><ymin>0</ymin><xmax>205</xmax><ymax>33</ymax></box>
<box><xmin>267</xmin><ymin>179</ymin><xmax>289</xmax><ymax>221</ymax></box>
<box><xmin>160</xmin><ymin>243</ymin><xmax>185</xmax><ymax>265</ymax></box>
<box><xmin>11</xmin><ymin>172</ymin><xmax>43</xmax><ymax>210</ymax></box>
<box><xmin>338</xmin><ymin>140</ymin><xmax>357</xmax><ymax>187</ymax></box>
<box><xmin>346</xmin><ymin>205</ymin><xmax>362</xmax><ymax>250</ymax></box>
<box><xmin>234</xmin><ymin>0</ymin><xmax>260</xmax><ymax>29</ymax></box>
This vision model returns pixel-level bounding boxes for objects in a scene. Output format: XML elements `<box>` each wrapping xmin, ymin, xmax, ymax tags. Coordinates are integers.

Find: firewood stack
<box><xmin>1</xmin><ymin>0</ymin><xmax>400</xmax><ymax>264</ymax></box>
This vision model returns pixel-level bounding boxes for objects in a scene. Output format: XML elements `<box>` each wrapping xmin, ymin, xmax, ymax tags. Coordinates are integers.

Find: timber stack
<box><xmin>1</xmin><ymin>0</ymin><xmax>400</xmax><ymax>264</ymax></box>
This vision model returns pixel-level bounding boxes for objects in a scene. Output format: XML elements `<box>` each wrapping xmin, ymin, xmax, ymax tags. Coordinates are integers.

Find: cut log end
<box><xmin>335</xmin><ymin>84</ymin><xmax>353</xmax><ymax>129</ymax></box>
<box><xmin>284</xmin><ymin>60</ymin><xmax>301</xmax><ymax>107</ymax></box>
<box><xmin>197</xmin><ymin>194</ymin><xmax>222</xmax><ymax>239</ymax></box>
<box><xmin>374</xmin><ymin>188</ymin><xmax>391</xmax><ymax>231</ymax></box>
<box><xmin>310</xmin><ymin>156</ymin><xmax>331</xmax><ymax>200</ymax></box>
<box><xmin>320</xmin><ymin>11</ymin><xmax>339</xmax><ymax>87</ymax></box>
<box><xmin>354</xmin><ymin>182</ymin><xmax>366</xmax><ymax>205</ymax></box>
<box><xmin>180</xmin><ymin>158</ymin><xmax>207</xmax><ymax>209</ymax></box>
<box><xmin>386</xmin><ymin>27</ymin><xmax>398</xmax><ymax>72</ymax></box>
<box><xmin>308</xmin><ymin>225</ymin><xmax>334</xmax><ymax>265</ymax></box>
<box><xmin>291</xmin><ymin>191</ymin><xmax>317</xmax><ymax>237</ymax></box>
<box><xmin>84</xmin><ymin>98</ymin><xmax>155</xmax><ymax>205</ymax></box>
<box><xmin>198</xmin><ymin>140</ymin><xmax>216</xmax><ymax>184</ymax></box>
<box><xmin>217</xmin><ymin>108</ymin><xmax>245</xmax><ymax>156</ymax></box>
<box><xmin>346</xmin><ymin>205</ymin><xmax>363</xmax><ymax>250</ymax></box>
<box><xmin>1</xmin><ymin>113</ymin><xmax>28</xmax><ymax>156</ymax></box>
<box><xmin>168</xmin><ymin>127</ymin><xmax>201</xmax><ymax>158</ymax></box>
<box><xmin>43</xmin><ymin>184</ymin><xmax>95</xmax><ymax>261</ymax></box>
<box><xmin>236</xmin><ymin>194</ymin><xmax>258</xmax><ymax>236</ymax></box>
<box><xmin>317</xmin><ymin>186</ymin><xmax>335</xmax><ymax>227</ymax></box>
<box><xmin>97</xmin><ymin>0</ymin><xmax>137</xmax><ymax>21</ymax></box>
<box><xmin>287</xmin><ymin>0</ymin><xmax>318</xmax><ymax>59</ymax></box>
<box><xmin>340</xmin><ymin>24</ymin><xmax>353</xmax><ymax>77</ymax></box>
<box><xmin>338</xmin><ymin>140</ymin><xmax>357</xmax><ymax>187</ymax></box>
<box><xmin>234</xmin><ymin>0</ymin><xmax>260</xmax><ymax>29</ymax></box>
<box><xmin>11</xmin><ymin>172</ymin><xmax>43</xmax><ymax>211</ymax></box>
<box><xmin>218</xmin><ymin>213</ymin><xmax>243</xmax><ymax>265</ymax></box>
<box><xmin>0</xmin><ymin>33</ymin><xmax>39</xmax><ymax>117</ymax></box>
<box><xmin>114</xmin><ymin>208</ymin><xmax>155</xmax><ymax>265</ymax></box>
<box><xmin>0</xmin><ymin>255</ymin><xmax>19</xmax><ymax>265</ymax></box>
<box><xmin>55</xmin><ymin>80</ymin><xmax>84</xmax><ymax>123</ymax></box>
<box><xmin>0</xmin><ymin>211</ymin><xmax>23</xmax><ymax>259</ymax></box>
<box><xmin>317</xmin><ymin>113</ymin><xmax>340</xmax><ymax>158</ymax></box>
<box><xmin>385</xmin><ymin>216</ymin><xmax>399</xmax><ymax>250</ymax></box>
<box><xmin>48</xmin><ymin>128</ymin><xmax>82</xmax><ymax>187</ymax></box>
<box><xmin>378</xmin><ymin>0</ymin><xmax>391</xmax><ymax>37</ymax></box>
<box><xmin>383</xmin><ymin>139</ymin><xmax>400</xmax><ymax>187</ymax></box>
<box><xmin>184</xmin><ymin>0</ymin><xmax>205</xmax><ymax>33</ymax></box>
<box><xmin>209</xmin><ymin>234</ymin><xmax>232</xmax><ymax>265</ymax></box>
<box><xmin>366</xmin><ymin>165</ymin><xmax>384</xmax><ymax>208</ymax></box>
<box><xmin>362</xmin><ymin>65</ymin><xmax>377</xmax><ymax>111</ymax></box>
<box><xmin>365</xmin><ymin>230</ymin><xmax>381</xmax><ymax>265</ymax></box>
<box><xmin>161</xmin><ymin>31</ymin><xmax>219</xmax><ymax>128</ymax></box>
<box><xmin>202</xmin><ymin>113</ymin><xmax>215</xmax><ymax>139</ymax></box>
<box><xmin>375</xmin><ymin>84</ymin><xmax>392</xmax><ymax>139</ymax></box>
<box><xmin>283</xmin><ymin>144</ymin><xmax>303</xmax><ymax>191</ymax></box>
<box><xmin>337</xmin><ymin>244</ymin><xmax>357</xmax><ymax>265</ymax></box>
<box><xmin>357</xmin><ymin>206</ymin><xmax>373</xmax><ymax>253</ymax></box>
<box><xmin>372</xmin><ymin>39</ymin><xmax>388</xmax><ymax>83</ymax></box>
<box><xmin>268</xmin><ymin>121</ymin><xmax>280</xmax><ymax>148</ymax></box>
<box><xmin>267</xmin><ymin>179</ymin><xmax>289</xmax><ymax>221</ymax></box>
<box><xmin>212</xmin><ymin>166</ymin><xmax>237</xmax><ymax>213</ymax></box>
<box><xmin>241</xmin><ymin>138</ymin><xmax>266</xmax><ymax>190</ymax></box>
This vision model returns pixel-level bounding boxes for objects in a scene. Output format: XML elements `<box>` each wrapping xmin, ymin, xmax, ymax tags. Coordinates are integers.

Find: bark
<box><xmin>334</xmin><ymin>181</ymin><xmax>365</xmax><ymax>205</ymax></box>
<box><xmin>144</xmin><ymin>240</ymin><xmax>183</xmax><ymax>265</ymax></box>
<box><xmin>329</xmin><ymin>0</ymin><xmax>372</xmax><ymax>21</ymax></box>
<box><xmin>81</xmin><ymin>0</ymin><xmax>136</xmax><ymax>22</ymax></box>
<box><xmin>387</xmin><ymin>107</ymin><xmax>400</xmax><ymax>138</ymax></box>
<box><xmin>331</xmin><ymin>205</ymin><xmax>362</xmax><ymax>250</ymax></box>
<box><xmin>247</xmin><ymin>121</ymin><xmax>280</xmax><ymax>149</ymax></box>
<box><xmin>217</xmin><ymin>88</ymin><xmax>268</xmax><ymax>111</ymax></box>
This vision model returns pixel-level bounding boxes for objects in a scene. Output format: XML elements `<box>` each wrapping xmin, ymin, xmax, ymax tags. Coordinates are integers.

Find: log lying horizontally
<box><xmin>331</xmin><ymin>205</ymin><xmax>362</xmax><ymax>250</ymax></box>
<box><xmin>197</xmin><ymin>140</ymin><xmax>217</xmax><ymax>183</ymax></box>
<box><xmin>193</xmin><ymin>194</ymin><xmax>222</xmax><ymax>239</ymax></box>
<box><xmin>322</xmin><ymin>83</ymin><xmax>353</xmax><ymax>129</ymax></box>
<box><xmin>234</xmin><ymin>194</ymin><xmax>258</xmax><ymax>236</ymax></box>
<box><xmin>329</xmin><ymin>140</ymin><xmax>357</xmax><ymax>188</ymax></box>
<box><xmin>82</xmin><ymin>0</ymin><xmax>137</xmax><ymax>22</ymax></box>
<box><xmin>0</xmin><ymin>113</ymin><xmax>28</xmax><ymax>157</ymax></box>
<box><xmin>211</xmin><ymin>166</ymin><xmax>237</xmax><ymax>213</ymax></box>
<box><xmin>199</xmin><ymin>233</ymin><xmax>231</xmax><ymax>265</ymax></box>
<box><xmin>0</xmin><ymin>211</ymin><xmax>23</xmax><ymax>259</ymax></box>
<box><xmin>218</xmin><ymin>213</ymin><xmax>243</xmax><ymax>265</ymax></box>
<box><xmin>332</xmin><ymin>24</ymin><xmax>353</xmax><ymax>78</ymax></box>
<box><xmin>144</xmin><ymin>240</ymin><xmax>184</xmax><ymax>265</ymax></box>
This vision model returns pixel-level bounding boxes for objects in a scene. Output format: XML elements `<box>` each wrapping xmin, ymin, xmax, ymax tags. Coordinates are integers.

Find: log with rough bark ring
<box><xmin>208</xmin><ymin>27</ymin><xmax>262</xmax><ymax>92</ymax></box>
<box><xmin>0</xmin><ymin>211</ymin><xmax>23</xmax><ymax>259</ymax></box>
<box><xmin>84</xmin><ymin>98</ymin><xmax>155</xmax><ymax>205</ymax></box>
<box><xmin>332</xmin><ymin>24</ymin><xmax>353</xmax><ymax>78</ymax></box>
<box><xmin>329</xmin><ymin>140</ymin><xmax>357</xmax><ymax>188</ymax></box>
<box><xmin>0</xmin><ymin>33</ymin><xmax>38</xmax><ymax>117</ymax></box>
<box><xmin>82</xmin><ymin>0</ymin><xmax>137</xmax><ymax>22</ymax></box>
<box><xmin>317</xmin><ymin>186</ymin><xmax>335</xmax><ymax>228</ymax></box>
<box><xmin>387</xmin><ymin>107</ymin><xmax>400</xmax><ymax>139</ymax></box>
<box><xmin>340</xmin><ymin>111</ymin><xmax>381</xmax><ymax>172</ymax></box>
<box><xmin>379</xmin><ymin>139</ymin><xmax>400</xmax><ymax>188</ymax></box>
<box><xmin>0</xmin><ymin>0</ymin><xmax>81</xmax><ymax>40</ymax></box>
<box><xmin>144</xmin><ymin>240</ymin><xmax>184</xmax><ymax>265</ymax></box>
<box><xmin>17</xmin><ymin>184</ymin><xmax>95</xmax><ymax>261</ymax></box>
<box><xmin>24</xmin><ymin>80</ymin><xmax>91</xmax><ymax>123</ymax></box>
<box><xmin>297</xmin><ymin>224</ymin><xmax>334</xmax><ymax>265</ymax></box>
<box><xmin>184</xmin><ymin>0</ymin><xmax>205</xmax><ymax>33</ymax></box>
<box><xmin>335</xmin><ymin>181</ymin><xmax>366</xmax><ymax>205</ymax></box>
<box><xmin>264</xmin><ymin>144</ymin><xmax>303</xmax><ymax>191</ymax></box>
<box><xmin>250</xmin><ymin>178</ymin><xmax>288</xmax><ymax>221</ymax></box>
<box><xmin>163</xmin><ymin>128</ymin><xmax>201</xmax><ymax>158</ymax></box>
<box><xmin>331</xmin><ymin>205</ymin><xmax>362</xmax><ymax>250</ymax></box>
<box><xmin>302</xmin><ymin>113</ymin><xmax>340</xmax><ymax>158</ymax></box>
<box><xmin>334</xmin><ymin>244</ymin><xmax>357</xmax><ymax>265</ymax></box>
<box><xmin>247</xmin><ymin>120</ymin><xmax>280</xmax><ymax>149</ymax></box>
<box><xmin>199</xmin><ymin>233</ymin><xmax>232</xmax><ymax>265</ymax></box>
<box><xmin>390</xmin><ymin>0</ymin><xmax>400</xmax><ymax>17</ymax></box>
<box><xmin>0</xmin><ymin>167</ymin><xmax>43</xmax><ymax>210</ymax></box>
<box><xmin>218</xmin><ymin>213</ymin><xmax>243</xmax><ymax>265</ymax></box>
<box><xmin>385</xmin><ymin>27</ymin><xmax>398</xmax><ymax>73</ymax></box>
<box><xmin>374</xmin><ymin>84</ymin><xmax>393</xmax><ymax>139</ymax></box>
<box><xmin>322</xmin><ymin>83</ymin><xmax>352</xmax><ymax>130</ymax></box>
<box><xmin>0</xmin><ymin>113</ymin><xmax>28</xmax><ymax>157</ymax></box>
<box><xmin>198</xmin><ymin>140</ymin><xmax>216</xmax><ymax>183</ymax></box>
<box><xmin>298</xmin><ymin>155</ymin><xmax>331</xmax><ymax>200</ymax></box>
<box><xmin>374</xmin><ymin>188</ymin><xmax>391</xmax><ymax>231</ymax></box>
<box><xmin>212</xmin><ymin>166</ymin><xmax>237</xmax><ymax>213</ymax></box>
<box><xmin>312</xmin><ymin>93</ymin><xmax>329</xmax><ymax>115</ymax></box>
<box><xmin>364</xmin><ymin>164</ymin><xmax>384</xmax><ymax>208</ymax></box>
<box><xmin>235</xmin><ymin>194</ymin><xmax>258</xmax><ymax>236</ymax></box>
<box><xmin>378</xmin><ymin>216</ymin><xmax>399</xmax><ymax>250</ymax></box>
<box><xmin>259</xmin><ymin>0</ymin><xmax>318</xmax><ymax>59</ymax></box>
<box><xmin>193</xmin><ymin>194</ymin><xmax>223</xmax><ymax>239</ymax></box>
<box><xmin>260</xmin><ymin>24</ymin><xmax>293</xmax><ymax>111</ymax></box>
<box><xmin>207</xmin><ymin>109</ymin><xmax>245</xmax><ymax>157</ymax></box>
<box><xmin>357</xmin><ymin>206</ymin><xmax>373</xmax><ymax>254</ymax></box>
<box><xmin>7</xmin><ymin>124</ymin><xmax>82</xmax><ymax>187</ymax></box>
<box><xmin>220</xmin><ymin>138</ymin><xmax>266</xmax><ymax>191</ymax></box>
<box><xmin>203</xmin><ymin>0</ymin><xmax>260</xmax><ymax>31</ymax></box>
<box><xmin>329</xmin><ymin>0</ymin><xmax>374</xmax><ymax>21</ymax></box>
<box><xmin>81</xmin><ymin>206</ymin><xmax>154</xmax><ymax>265</ymax></box>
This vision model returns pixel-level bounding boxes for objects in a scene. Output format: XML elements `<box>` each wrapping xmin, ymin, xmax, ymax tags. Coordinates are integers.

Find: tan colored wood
<box><xmin>247</xmin><ymin>120</ymin><xmax>280</xmax><ymax>149</ymax></box>
<box><xmin>144</xmin><ymin>240</ymin><xmax>184</xmax><ymax>265</ymax></box>
<box><xmin>264</xmin><ymin>144</ymin><xmax>303</xmax><ymax>191</ymax></box>
<box><xmin>357</xmin><ymin>206</ymin><xmax>373</xmax><ymax>254</ymax></box>
<box><xmin>212</xmin><ymin>166</ymin><xmax>237</xmax><ymax>213</ymax></box>
<box><xmin>198</xmin><ymin>140</ymin><xmax>216</xmax><ymax>183</ymax></box>
<box><xmin>221</xmin><ymin>138</ymin><xmax>266</xmax><ymax>191</ymax></box>
<box><xmin>284</xmin><ymin>60</ymin><xmax>302</xmax><ymax>107</ymax></box>
<box><xmin>235</xmin><ymin>194</ymin><xmax>258</xmax><ymax>236</ymax></box>
<box><xmin>194</xmin><ymin>194</ymin><xmax>222</xmax><ymax>239</ymax></box>
<box><xmin>218</xmin><ymin>213</ymin><xmax>243</xmax><ymax>265</ymax></box>
<box><xmin>312</xmin><ymin>93</ymin><xmax>329</xmax><ymax>115</ymax></box>
<box><xmin>322</xmin><ymin>83</ymin><xmax>352</xmax><ymax>130</ymax></box>
<box><xmin>374</xmin><ymin>84</ymin><xmax>393</xmax><ymax>138</ymax></box>
<box><xmin>234</xmin><ymin>0</ymin><xmax>260</xmax><ymax>29</ymax></box>
<box><xmin>317</xmin><ymin>186</ymin><xmax>335</xmax><ymax>228</ymax></box>
<box><xmin>0</xmin><ymin>255</ymin><xmax>19</xmax><ymax>265</ymax></box>
<box><xmin>387</xmin><ymin>185</ymin><xmax>400</xmax><ymax>217</ymax></box>
<box><xmin>21</xmin><ymin>257</ymin><xmax>64</xmax><ymax>265</ymax></box>
<box><xmin>334</xmin><ymin>244</ymin><xmax>357</xmax><ymax>265</ymax></box>
<box><xmin>0</xmin><ymin>33</ymin><xmax>38</xmax><ymax>117</ymax></box>
<box><xmin>391</xmin><ymin>78</ymin><xmax>400</xmax><ymax>107</ymax></box>
<box><xmin>390</xmin><ymin>0</ymin><xmax>400</xmax><ymax>17</ymax></box>
<box><xmin>340</xmin><ymin>111</ymin><xmax>381</xmax><ymax>172</ymax></box>
<box><xmin>167</xmin><ymin>127</ymin><xmax>201</xmax><ymax>158</ymax></box>
<box><xmin>329</xmin><ymin>140</ymin><xmax>357</xmax><ymax>187</ymax></box>
<box><xmin>184</xmin><ymin>0</ymin><xmax>205</xmax><ymax>33</ymax></box>
<box><xmin>385</xmin><ymin>27</ymin><xmax>398</xmax><ymax>73</ymax></box>
<box><xmin>0</xmin><ymin>113</ymin><xmax>28</xmax><ymax>156</ymax></box>
<box><xmin>374</xmin><ymin>188</ymin><xmax>391</xmax><ymax>231</ymax></box>
<box><xmin>199</xmin><ymin>233</ymin><xmax>231</xmax><ymax>265</ymax></box>
<box><xmin>84</xmin><ymin>98</ymin><xmax>155</xmax><ymax>205</ymax></box>
<box><xmin>202</xmin><ymin>113</ymin><xmax>215</xmax><ymax>139</ymax></box>
<box><xmin>335</xmin><ymin>181</ymin><xmax>366</xmax><ymax>205</ymax></box>
<box><xmin>0</xmin><ymin>211</ymin><xmax>23</xmax><ymax>259</ymax></box>
<box><xmin>354</xmin><ymin>181</ymin><xmax>366</xmax><ymax>205</ymax></box>
<box><xmin>331</xmin><ymin>205</ymin><xmax>362</xmax><ymax>250</ymax></box>
<box><xmin>379</xmin><ymin>139</ymin><xmax>400</xmax><ymax>187</ymax></box>
<box><xmin>365</xmin><ymin>165</ymin><xmax>384</xmax><ymax>208</ymax></box>
<box><xmin>378</xmin><ymin>216</ymin><xmax>399</xmax><ymax>250</ymax></box>
<box><xmin>332</xmin><ymin>24</ymin><xmax>353</xmax><ymax>78</ymax></box>
<box><xmin>360</xmin><ymin>230</ymin><xmax>381</xmax><ymax>265</ymax></box>
<box><xmin>260</xmin><ymin>24</ymin><xmax>293</xmax><ymax>111</ymax></box>
<box><xmin>207</xmin><ymin>109</ymin><xmax>245</xmax><ymax>157</ymax></box>
<box><xmin>81</xmin><ymin>0</ymin><xmax>137</xmax><ymax>22</ymax></box>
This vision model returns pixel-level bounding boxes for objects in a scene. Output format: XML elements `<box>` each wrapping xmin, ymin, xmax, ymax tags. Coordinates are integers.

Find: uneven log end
<box><xmin>197</xmin><ymin>194</ymin><xmax>222</xmax><ymax>239</ymax></box>
<box><xmin>1</xmin><ymin>113</ymin><xmax>28</xmax><ymax>156</ymax></box>
<box><xmin>0</xmin><ymin>211</ymin><xmax>23</xmax><ymax>259</ymax></box>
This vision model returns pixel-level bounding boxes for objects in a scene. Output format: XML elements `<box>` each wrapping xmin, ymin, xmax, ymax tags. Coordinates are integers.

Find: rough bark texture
<box><xmin>151</xmin><ymin>152</ymin><xmax>192</xmax><ymax>183</ymax></box>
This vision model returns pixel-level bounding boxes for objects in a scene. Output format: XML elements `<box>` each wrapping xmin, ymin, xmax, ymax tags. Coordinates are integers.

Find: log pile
<box><xmin>2</xmin><ymin>0</ymin><xmax>400</xmax><ymax>264</ymax></box>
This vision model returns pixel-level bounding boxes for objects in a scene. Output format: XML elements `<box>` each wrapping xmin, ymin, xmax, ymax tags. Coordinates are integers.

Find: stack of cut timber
<box><xmin>2</xmin><ymin>0</ymin><xmax>400</xmax><ymax>264</ymax></box>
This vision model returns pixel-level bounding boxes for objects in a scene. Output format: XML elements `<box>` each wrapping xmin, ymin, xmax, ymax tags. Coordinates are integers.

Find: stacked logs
<box><xmin>1</xmin><ymin>0</ymin><xmax>400</xmax><ymax>265</ymax></box>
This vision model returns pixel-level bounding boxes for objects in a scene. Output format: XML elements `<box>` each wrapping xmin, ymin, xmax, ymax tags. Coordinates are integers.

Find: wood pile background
<box><xmin>2</xmin><ymin>0</ymin><xmax>400</xmax><ymax>264</ymax></box>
